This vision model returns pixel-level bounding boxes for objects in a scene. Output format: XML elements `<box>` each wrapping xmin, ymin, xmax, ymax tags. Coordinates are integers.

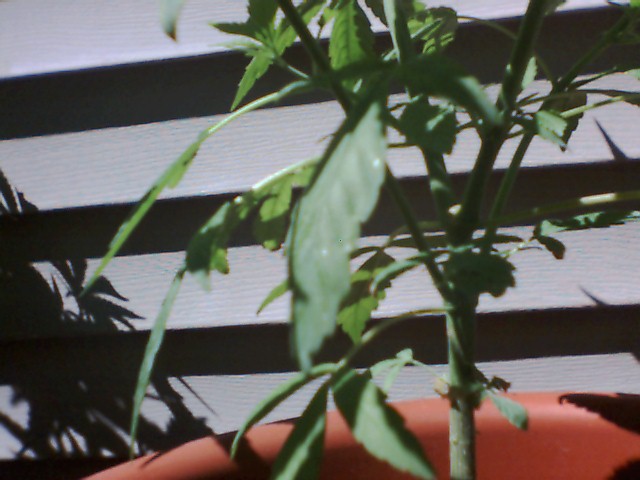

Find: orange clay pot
<box><xmin>86</xmin><ymin>392</ymin><xmax>640</xmax><ymax>480</ymax></box>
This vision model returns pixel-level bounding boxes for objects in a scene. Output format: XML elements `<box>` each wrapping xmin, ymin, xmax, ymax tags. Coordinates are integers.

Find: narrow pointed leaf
<box><xmin>275</xmin><ymin>0</ymin><xmax>325</xmax><ymax>53</ymax></box>
<box><xmin>384</xmin><ymin>0</ymin><xmax>415</xmax><ymax>63</ymax></box>
<box><xmin>289</xmin><ymin>95</ymin><xmax>387</xmax><ymax>371</ymax></box>
<box><xmin>536</xmin><ymin>210</ymin><xmax>640</xmax><ymax>236</ymax></box>
<box><xmin>370</xmin><ymin>349</ymin><xmax>414</xmax><ymax>393</ymax></box>
<box><xmin>159</xmin><ymin>0</ymin><xmax>186</xmax><ymax>40</ymax></box>
<box><xmin>130</xmin><ymin>268</ymin><xmax>185</xmax><ymax>455</ymax></box>
<box><xmin>338</xmin><ymin>250</ymin><xmax>395</xmax><ymax>342</ymax></box>
<box><xmin>232</xmin><ymin>48</ymin><xmax>273</xmax><ymax>110</ymax></box>
<box><xmin>258</xmin><ymin>279</ymin><xmax>290</xmax><ymax>314</ymax></box>
<box><xmin>333</xmin><ymin>370</ymin><xmax>435</xmax><ymax>479</ymax></box>
<box><xmin>329</xmin><ymin>0</ymin><xmax>376</xmax><ymax>89</ymax></box>
<box><xmin>487</xmin><ymin>392</ymin><xmax>528</xmax><ymax>430</ymax></box>
<box><xmin>271</xmin><ymin>384</ymin><xmax>328</xmax><ymax>480</ymax></box>
<box><xmin>521</xmin><ymin>57</ymin><xmax>537</xmax><ymax>89</ymax></box>
<box><xmin>231</xmin><ymin>363</ymin><xmax>336</xmax><ymax>457</ymax></box>
<box><xmin>254</xmin><ymin>176</ymin><xmax>294</xmax><ymax>250</ymax></box>
<box><xmin>412</xmin><ymin>7</ymin><xmax>458</xmax><ymax>55</ymax></box>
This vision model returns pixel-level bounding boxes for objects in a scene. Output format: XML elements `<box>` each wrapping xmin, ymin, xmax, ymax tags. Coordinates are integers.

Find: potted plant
<box><xmin>85</xmin><ymin>0</ymin><xmax>640</xmax><ymax>478</ymax></box>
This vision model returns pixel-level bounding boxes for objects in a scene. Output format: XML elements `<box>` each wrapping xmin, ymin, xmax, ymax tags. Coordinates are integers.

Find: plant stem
<box><xmin>277</xmin><ymin>0</ymin><xmax>352</xmax><ymax>111</ymax></box>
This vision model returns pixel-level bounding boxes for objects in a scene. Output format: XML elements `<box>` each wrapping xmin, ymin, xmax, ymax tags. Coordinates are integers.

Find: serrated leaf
<box><xmin>396</xmin><ymin>55</ymin><xmax>501</xmax><ymax>128</ymax></box>
<box><xmin>231</xmin><ymin>366</ymin><xmax>334</xmax><ymax>458</ymax></box>
<box><xmin>258</xmin><ymin>278</ymin><xmax>290</xmax><ymax>314</ymax></box>
<box><xmin>411</xmin><ymin>7</ymin><xmax>458</xmax><ymax>55</ymax></box>
<box><xmin>186</xmin><ymin>197</ymin><xmax>255</xmax><ymax>290</ymax></box>
<box><xmin>130</xmin><ymin>269</ymin><xmax>185</xmax><ymax>455</ymax></box>
<box><xmin>338</xmin><ymin>250</ymin><xmax>395</xmax><ymax>342</ymax></box>
<box><xmin>364</xmin><ymin>0</ymin><xmax>425</xmax><ymax>25</ymax></box>
<box><xmin>536</xmin><ymin>210</ymin><xmax>640</xmax><ymax>236</ymax></box>
<box><xmin>247</xmin><ymin>0</ymin><xmax>278</xmax><ymax>34</ymax></box>
<box><xmin>159</xmin><ymin>0</ymin><xmax>186</xmax><ymax>40</ymax></box>
<box><xmin>275</xmin><ymin>0</ymin><xmax>325</xmax><ymax>53</ymax></box>
<box><xmin>487</xmin><ymin>392</ymin><xmax>528</xmax><ymax>430</ymax></box>
<box><xmin>399</xmin><ymin>100</ymin><xmax>457</xmax><ymax>153</ymax></box>
<box><xmin>556</xmin><ymin>91</ymin><xmax>587</xmax><ymax>150</ymax></box>
<box><xmin>444</xmin><ymin>250</ymin><xmax>516</xmax><ymax>298</ymax></box>
<box><xmin>329</xmin><ymin>0</ymin><xmax>376</xmax><ymax>89</ymax></box>
<box><xmin>333</xmin><ymin>370</ymin><xmax>435</xmax><ymax>479</ymax></box>
<box><xmin>254</xmin><ymin>176</ymin><xmax>294</xmax><ymax>250</ymax></box>
<box><xmin>289</xmin><ymin>95</ymin><xmax>387</xmax><ymax>371</ymax></box>
<box><xmin>534</xmin><ymin>110</ymin><xmax>567</xmax><ymax>147</ymax></box>
<box><xmin>231</xmin><ymin>48</ymin><xmax>273</xmax><ymax>110</ymax></box>
<box><xmin>521</xmin><ymin>57</ymin><xmax>537</xmax><ymax>89</ymax></box>
<box><xmin>371</xmin><ymin>254</ymin><xmax>427</xmax><ymax>294</ymax></box>
<box><xmin>271</xmin><ymin>384</ymin><xmax>328</xmax><ymax>480</ymax></box>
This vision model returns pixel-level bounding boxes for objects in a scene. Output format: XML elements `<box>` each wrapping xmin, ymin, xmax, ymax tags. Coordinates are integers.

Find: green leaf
<box><xmin>397</xmin><ymin>55</ymin><xmax>501</xmax><ymax>128</ymax></box>
<box><xmin>253</xmin><ymin>162</ymin><xmax>315</xmax><ymax>251</ymax></box>
<box><xmin>289</xmin><ymin>94</ymin><xmax>387</xmax><ymax>371</ymax></box>
<box><xmin>271</xmin><ymin>384</ymin><xmax>328</xmax><ymax>480</ymax></box>
<box><xmin>332</xmin><ymin>370</ymin><xmax>435</xmax><ymax>479</ymax></box>
<box><xmin>521</xmin><ymin>57</ymin><xmax>537</xmax><ymax>90</ymax></box>
<box><xmin>536</xmin><ymin>210</ymin><xmax>640</xmax><ymax>236</ymax></box>
<box><xmin>231</xmin><ymin>364</ymin><xmax>335</xmax><ymax>458</ymax></box>
<box><xmin>487</xmin><ymin>392</ymin><xmax>528</xmax><ymax>430</ymax></box>
<box><xmin>534</xmin><ymin>110</ymin><xmax>567</xmax><ymax>147</ymax></box>
<box><xmin>370</xmin><ymin>349</ymin><xmax>414</xmax><ymax>393</ymax></box>
<box><xmin>159</xmin><ymin>0</ymin><xmax>186</xmax><ymax>40</ymax></box>
<box><xmin>384</xmin><ymin>0</ymin><xmax>415</xmax><ymax>63</ymax></box>
<box><xmin>130</xmin><ymin>268</ymin><xmax>185</xmax><ymax>455</ymax></box>
<box><xmin>84</xmin><ymin>133</ymin><xmax>203</xmax><ymax>293</ymax></box>
<box><xmin>258</xmin><ymin>278</ymin><xmax>290</xmax><ymax>314</ymax></box>
<box><xmin>329</xmin><ymin>0</ymin><xmax>376</xmax><ymax>89</ymax></box>
<box><xmin>411</xmin><ymin>7</ymin><xmax>458</xmax><ymax>55</ymax></box>
<box><xmin>371</xmin><ymin>254</ymin><xmax>427</xmax><ymax>295</ymax></box>
<box><xmin>254</xmin><ymin>176</ymin><xmax>295</xmax><ymax>251</ymax></box>
<box><xmin>627</xmin><ymin>68</ymin><xmax>640</xmax><ymax>80</ymax></box>
<box><xmin>247</xmin><ymin>0</ymin><xmax>278</xmax><ymax>34</ymax></box>
<box><xmin>231</xmin><ymin>48</ymin><xmax>273</xmax><ymax>110</ymax></box>
<box><xmin>556</xmin><ymin>91</ymin><xmax>587</xmax><ymax>150</ymax></box>
<box><xmin>399</xmin><ymin>100</ymin><xmax>457</xmax><ymax>153</ymax></box>
<box><xmin>186</xmin><ymin>197</ymin><xmax>255</xmax><ymax>290</ymax></box>
<box><xmin>444</xmin><ymin>250</ymin><xmax>516</xmax><ymax>298</ymax></box>
<box><xmin>338</xmin><ymin>250</ymin><xmax>395</xmax><ymax>342</ymax></box>
<box><xmin>275</xmin><ymin>0</ymin><xmax>325</xmax><ymax>53</ymax></box>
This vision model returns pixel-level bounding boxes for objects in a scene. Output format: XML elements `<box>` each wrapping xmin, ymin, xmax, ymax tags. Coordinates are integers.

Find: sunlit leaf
<box><xmin>536</xmin><ymin>210</ymin><xmax>640</xmax><ymax>236</ymax></box>
<box><xmin>275</xmin><ymin>0</ymin><xmax>325</xmax><ymax>52</ymax></box>
<box><xmin>332</xmin><ymin>370</ymin><xmax>435</xmax><ymax>479</ymax></box>
<box><xmin>627</xmin><ymin>68</ymin><xmax>640</xmax><ymax>80</ymax></box>
<box><xmin>271</xmin><ymin>384</ymin><xmax>328</xmax><ymax>480</ymax></box>
<box><xmin>487</xmin><ymin>392</ymin><xmax>528</xmax><ymax>430</ymax></box>
<box><xmin>232</xmin><ymin>48</ymin><xmax>273</xmax><ymax>110</ymax></box>
<box><xmin>396</xmin><ymin>55</ymin><xmax>501</xmax><ymax>128</ymax></box>
<box><xmin>329</xmin><ymin>0</ymin><xmax>376</xmax><ymax>89</ymax></box>
<box><xmin>159</xmin><ymin>0</ymin><xmax>186</xmax><ymax>40</ymax></box>
<box><xmin>370</xmin><ymin>349</ymin><xmax>415</xmax><ymax>393</ymax></box>
<box><xmin>289</xmin><ymin>94</ymin><xmax>387</xmax><ymax>371</ymax></box>
<box><xmin>130</xmin><ymin>268</ymin><xmax>185</xmax><ymax>455</ymax></box>
<box><xmin>534</xmin><ymin>110</ymin><xmax>567</xmax><ymax>147</ymax></box>
<box><xmin>258</xmin><ymin>278</ymin><xmax>290</xmax><ymax>314</ymax></box>
<box><xmin>186</xmin><ymin>196</ymin><xmax>256</xmax><ymax>290</ymax></box>
<box><xmin>399</xmin><ymin>100</ymin><xmax>457</xmax><ymax>153</ymax></box>
<box><xmin>231</xmin><ymin>364</ymin><xmax>335</xmax><ymax>457</ymax></box>
<box><xmin>444</xmin><ymin>250</ymin><xmax>516</xmax><ymax>298</ymax></box>
<box><xmin>521</xmin><ymin>57</ymin><xmax>537</xmax><ymax>90</ymax></box>
<box><xmin>338</xmin><ymin>250</ymin><xmax>395</xmax><ymax>342</ymax></box>
<box><xmin>411</xmin><ymin>7</ymin><xmax>458</xmax><ymax>55</ymax></box>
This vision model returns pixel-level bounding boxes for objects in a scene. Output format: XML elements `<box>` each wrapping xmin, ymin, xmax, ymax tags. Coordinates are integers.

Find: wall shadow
<box><xmin>0</xmin><ymin>170</ymin><xmax>212</xmax><ymax>465</ymax></box>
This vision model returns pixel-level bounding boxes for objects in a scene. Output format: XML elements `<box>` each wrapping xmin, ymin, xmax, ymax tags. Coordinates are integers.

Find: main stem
<box><xmin>446</xmin><ymin>294</ymin><xmax>478</xmax><ymax>480</ymax></box>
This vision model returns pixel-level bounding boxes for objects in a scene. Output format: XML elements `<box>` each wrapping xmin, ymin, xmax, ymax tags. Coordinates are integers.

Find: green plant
<box><xmin>85</xmin><ymin>1</ymin><xmax>640</xmax><ymax>478</ymax></box>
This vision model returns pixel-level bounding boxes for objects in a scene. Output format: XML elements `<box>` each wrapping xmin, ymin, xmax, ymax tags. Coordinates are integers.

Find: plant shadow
<box><xmin>0</xmin><ymin>170</ymin><xmax>213</xmax><ymax>462</ymax></box>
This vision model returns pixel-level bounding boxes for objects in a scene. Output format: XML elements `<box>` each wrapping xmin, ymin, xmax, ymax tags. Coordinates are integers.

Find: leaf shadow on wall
<box><xmin>0</xmin><ymin>170</ymin><xmax>213</xmax><ymax>460</ymax></box>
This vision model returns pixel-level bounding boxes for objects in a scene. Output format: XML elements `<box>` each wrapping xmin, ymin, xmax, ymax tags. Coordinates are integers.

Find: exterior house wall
<box><xmin>0</xmin><ymin>1</ymin><xmax>639</xmax><ymax>477</ymax></box>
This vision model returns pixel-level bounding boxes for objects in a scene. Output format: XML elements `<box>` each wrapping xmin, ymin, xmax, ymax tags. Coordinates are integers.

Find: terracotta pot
<box><xmin>86</xmin><ymin>392</ymin><xmax>640</xmax><ymax>479</ymax></box>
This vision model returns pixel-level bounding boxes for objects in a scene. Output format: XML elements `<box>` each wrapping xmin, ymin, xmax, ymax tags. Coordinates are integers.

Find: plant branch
<box><xmin>277</xmin><ymin>0</ymin><xmax>352</xmax><ymax>111</ymax></box>
<box><xmin>496</xmin><ymin>190</ymin><xmax>640</xmax><ymax>226</ymax></box>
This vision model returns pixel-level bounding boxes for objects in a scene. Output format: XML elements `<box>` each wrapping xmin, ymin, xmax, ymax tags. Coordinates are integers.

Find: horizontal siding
<box><xmin>0</xmin><ymin>0</ymin><xmax>604</xmax><ymax>79</ymax></box>
<box><xmin>0</xmin><ymin>0</ymin><xmax>638</xmax><ymax>469</ymax></box>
